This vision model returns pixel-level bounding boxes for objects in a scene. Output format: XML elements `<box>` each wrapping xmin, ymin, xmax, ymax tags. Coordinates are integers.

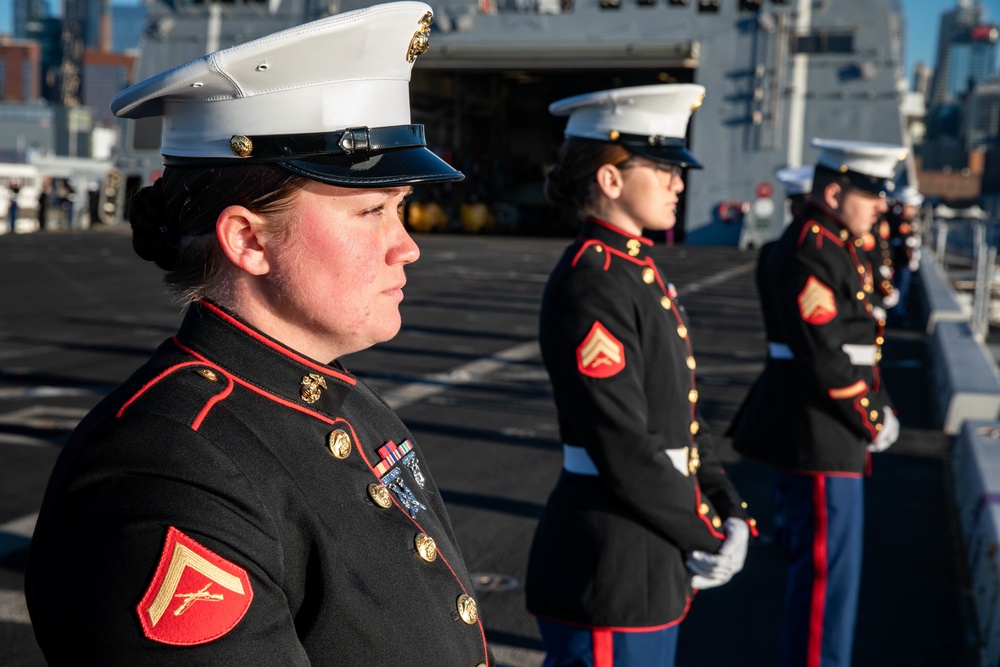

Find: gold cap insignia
<box><xmin>608</xmin><ymin>129</ymin><xmax>621</xmax><ymax>141</ymax></box>
<box><xmin>691</xmin><ymin>92</ymin><xmax>706</xmax><ymax>111</ymax></box>
<box><xmin>230</xmin><ymin>135</ymin><xmax>253</xmax><ymax>158</ymax></box>
<box><xmin>195</xmin><ymin>369</ymin><xmax>218</xmax><ymax>382</ymax></box>
<box><xmin>626</xmin><ymin>238</ymin><xmax>641</xmax><ymax>257</ymax></box>
<box><xmin>300</xmin><ymin>373</ymin><xmax>327</xmax><ymax>404</ymax></box>
<box><xmin>407</xmin><ymin>12</ymin><xmax>433</xmax><ymax>63</ymax></box>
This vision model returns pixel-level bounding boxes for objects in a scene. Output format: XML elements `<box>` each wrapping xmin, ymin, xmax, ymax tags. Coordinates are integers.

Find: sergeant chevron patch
<box><xmin>577</xmin><ymin>321</ymin><xmax>625</xmax><ymax>378</ymax></box>
<box><xmin>137</xmin><ymin>527</ymin><xmax>253</xmax><ymax>646</ymax></box>
<box><xmin>797</xmin><ymin>276</ymin><xmax>837</xmax><ymax>325</ymax></box>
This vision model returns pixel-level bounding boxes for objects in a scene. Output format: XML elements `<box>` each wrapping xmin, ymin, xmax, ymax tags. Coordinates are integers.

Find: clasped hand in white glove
<box><xmin>686</xmin><ymin>518</ymin><xmax>750</xmax><ymax>590</ymax></box>
<box><xmin>868</xmin><ymin>406</ymin><xmax>899</xmax><ymax>453</ymax></box>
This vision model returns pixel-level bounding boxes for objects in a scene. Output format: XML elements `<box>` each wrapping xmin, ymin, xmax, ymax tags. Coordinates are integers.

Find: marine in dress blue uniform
<box><xmin>730</xmin><ymin>139</ymin><xmax>905</xmax><ymax>667</ymax></box>
<box><xmin>25</xmin><ymin>5</ymin><xmax>491</xmax><ymax>665</ymax></box>
<box><xmin>525</xmin><ymin>85</ymin><xmax>756</xmax><ymax>667</ymax></box>
<box><xmin>886</xmin><ymin>186</ymin><xmax>925</xmax><ymax>326</ymax></box>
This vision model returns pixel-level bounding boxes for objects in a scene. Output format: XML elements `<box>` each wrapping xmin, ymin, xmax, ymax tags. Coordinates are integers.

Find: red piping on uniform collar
<box><xmin>583</xmin><ymin>217</ymin><xmax>654</xmax><ymax>246</ymax></box>
<box><xmin>200</xmin><ymin>300</ymin><xmax>356</xmax><ymax>386</ymax></box>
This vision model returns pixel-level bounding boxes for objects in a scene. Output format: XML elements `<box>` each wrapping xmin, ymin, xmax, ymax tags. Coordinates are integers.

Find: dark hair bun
<box><xmin>543</xmin><ymin>164</ymin><xmax>576</xmax><ymax>206</ymax></box>
<box><xmin>126</xmin><ymin>180</ymin><xmax>178</xmax><ymax>271</ymax></box>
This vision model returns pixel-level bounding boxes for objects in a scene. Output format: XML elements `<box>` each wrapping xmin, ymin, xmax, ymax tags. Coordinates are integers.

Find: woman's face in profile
<box><xmin>262</xmin><ymin>182</ymin><xmax>418</xmax><ymax>360</ymax></box>
<box><xmin>613</xmin><ymin>158</ymin><xmax>685</xmax><ymax>233</ymax></box>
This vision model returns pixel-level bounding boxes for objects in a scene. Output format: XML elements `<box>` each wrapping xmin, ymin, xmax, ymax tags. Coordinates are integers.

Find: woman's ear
<box><xmin>594</xmin><ymin>163</ymin><xmax>624</xmax><ymax>200</ymax></box>
<box><xmin>216</xmin><ymin>206</ymin><xmax>271</xmax><ymax>276</ymax></box>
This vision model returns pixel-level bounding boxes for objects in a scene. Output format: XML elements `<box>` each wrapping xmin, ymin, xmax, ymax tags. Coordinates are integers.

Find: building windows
<box><xmin>792</xmin><ymin>30</ymin><xmax>855</xmax><ymax>55</ymax></box>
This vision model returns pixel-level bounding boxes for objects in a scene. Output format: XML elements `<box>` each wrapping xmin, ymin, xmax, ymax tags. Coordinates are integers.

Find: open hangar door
<box><xmin>408</xmin><ymin>65</ymin><xmax>696</xmax><ymax>238</ymax></box>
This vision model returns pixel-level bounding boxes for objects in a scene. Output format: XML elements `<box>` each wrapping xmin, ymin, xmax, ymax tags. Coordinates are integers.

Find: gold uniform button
<box><xmin>857</xmin><ymin>265</ymin><xmax>865</xmax><ymax>274</ymax></box>
<box><xmin>677</xmin><ymin>325</ymin><xmax>688</xmax><ymax>338</ymax></box>
<box><xmin>838</xmin><ymin>229</ymin><xmax>848</xmax><ymax>240</ymax></box>
<box><xmin>327</xmin><ymin>429</ymin><xmax>352</xmax><ymax>459</ymax></box>
<box><xmin>869</xmin><ymin>410</ymin><xmax>878</xmax><ymax>421</ymax></box>
<box><xmin>368</xmin><ymin>483</ymin><xmax>392</xmax><ymax>509</ymax></box>
<box><xmin>686</xmin><ymin>356</ymin><xmax>696</xmax><ymax>370</ymax></box>
<box><xmin>195</xmin><ymin>368</ymin><xmax>219</xmax><ymax>382</ymax></box>
<box><xmin>876</xmin><ymin>336</ymin><xmax>884</xmax><ymax>345</ymax></box>
<box><xmin>688</xmin><ymin>389</ymin><xmax>699</xmax><ymax>403</ymax></box>
<box><xmin>741</xmin><ymin>501</ymin><xmax>748</xmax><ymax>509</ymax></box>
<box><xmin>414</xmin><ymin>533</ymin><xmax>437</xmax><ymax>562</ymax></box>
<box><xmin>860</xmin><ymin>397</ymin><xmax>870</xmax><ymax>407</ymax></box>
<box><xmin>875</xmin><ymin>423</ymin><xmax>883</xmax><ymax>431</ymax></box>
<box><xmin>863</xmin><ymin>284</ymin><xmax>873</xmax><ymax>294</ymax></box>
<box><xmin>660</xmin><ymin>296</ymin><xmax>672</xmax><ymax>310</ymax></box>
<box><xmin>699</xmin><ymin>502</ymin><xmax>709</xmax><ymax>515</ymax></box>
<box><xmin>594</xmin><ymin>245</ymin><xmax>604</xmax><ymax>253</ymax></box>
<box><xmin>856</xmin><ymin>291</ymin><xmax>865</xmax><ymax>300</ymax></box>
<box><xmin>712</xmin><ymin>516</ymin><xmax>722</xmax><ymax>528</ymax></box>
<box><xmin>812</xmin><ymin>225</ymin><xmax>820</xmax><ymax>234</ymax></box>
<box><xmin>865</xmin><ymin>303</ymin><xmax>873</xmax><ymax>312</ymax></box>
<box><xmin>690</xmin><ymin>421</ymin><xmax>700</xmax><ymax>435</ymax></box>
<box><xmin>749</xmin><ymin>518</ymin><xmax>757</xmax><ymax>527</ymax></box>
<box><xmin>642</xmin><ymin>267</ymin><xmax>656</xmax><ymax>284</ymax></box>
<box><xmin>457</xmin><ymin>594</ymin><xmax>478</xmax><ymax>625</ymax></box>
<box><xmin>854</xmin><ymin>239</ymin><xmax>863</xmax><ymax>248</ymax></box>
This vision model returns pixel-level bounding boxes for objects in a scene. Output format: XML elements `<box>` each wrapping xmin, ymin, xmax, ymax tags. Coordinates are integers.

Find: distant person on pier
<box><xmin>886</xmin><ymin>186</ymin><xmax>924</xmax><ymax>327</ymax></box>
<box><xmin>525</xmin><ymin>84</ymin><xmax>756</xmax><ymax>667</ymax></box>
<box><xmin>7</xmin><ymin>183</ymin><xmax>19</xmax><ymax>233</ymax></box>
<box><xmin>730</xmin><ymin>139</ymin><xmax>905</xmax><ymax>667</ymax></box>
<box><xmin>25</xmin><ymin>4</ymin><xmax>492</xmax><ymax>666</ymax></box>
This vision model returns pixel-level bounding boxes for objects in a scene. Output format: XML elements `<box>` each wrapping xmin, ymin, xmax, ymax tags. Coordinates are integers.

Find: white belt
<box><xmin>563</xmin><ymin>444</ymin><xmax>691</xmax><ymax>477</ymax></box>
<box><xmin>768</xmin><ymin>342</ymin><xmax>876</xmax><ymax>366</ymax></box>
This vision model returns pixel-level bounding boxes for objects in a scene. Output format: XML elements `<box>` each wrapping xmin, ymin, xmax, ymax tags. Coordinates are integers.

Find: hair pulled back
<box><xmin>544</xmin><ymin>138</ymin><xmax>632</xmax><ymax>211</ymax></box>
<box><xmin>127</xmin><ymin>164</ymin><xmax>310</xmax><ymax>304</ymax></box>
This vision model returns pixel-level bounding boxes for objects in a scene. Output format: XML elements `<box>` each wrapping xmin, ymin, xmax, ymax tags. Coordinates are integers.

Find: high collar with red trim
<box><xmin>803</xmin><ymin>202</ymin><xmax>859</xmax><ymax>244</ymax></box>
<box><xmin>579</xmin><ymin>217</ymin><xmax>655</xmax><ymax>261</ymax></box>
<box><xmin>176</xmin><ymin>300</ymin><xmax>355</xmax><ymax>417</ymax></box>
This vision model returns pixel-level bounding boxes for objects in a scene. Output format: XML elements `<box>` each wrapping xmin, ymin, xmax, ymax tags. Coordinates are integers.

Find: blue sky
<box><xmin>2</xmin><ymin>0</ymin><xmax>999</xmax><ymax>85</ymax></box>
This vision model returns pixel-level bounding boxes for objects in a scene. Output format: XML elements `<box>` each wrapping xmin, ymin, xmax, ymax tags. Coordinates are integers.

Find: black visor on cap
<box><xmin>279</xmin><ymin>146</ymin><xmax>463</xmax><ymax>188</ymax></box>
<box><xmin>612</xmin><ymin>133</ymin><xmax>703</xmax><ymax>169</ymax></box>
<box><xmin>816</xmin><ymin>164</ymin><xmax>893</xmax><ymax>198</ymax></box>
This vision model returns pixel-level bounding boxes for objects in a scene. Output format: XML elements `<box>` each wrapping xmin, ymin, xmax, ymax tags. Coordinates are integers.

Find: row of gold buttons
<box><xmin>326</xmin><ymin>428</ymin><xmax>481</xmax><ymax>630</ymax></box>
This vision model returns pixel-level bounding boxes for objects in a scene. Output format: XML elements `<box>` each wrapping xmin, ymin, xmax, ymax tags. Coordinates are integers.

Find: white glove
<box><xmin>868</xmin><ymin>407</ymin><xmax>899</xmax><ymax>453</ymax></box>
<box><xmin>908</xmin><ymin>248</ymin><xmax>921</xmax><ymax>272</ymax></box>
<box><xmin>882</xmin><ymin>290</ymin><xmax>900</xmax><ymax>308</ymax></box>
<box><xmin>686</xmin><ymin>518</ymin><xmax>750</xmax><ymax>590</ymax></box>
<box><xmin>872</xmin><ymin>306</ymin><xmax>887</xmax><ymax>322</ymax></box>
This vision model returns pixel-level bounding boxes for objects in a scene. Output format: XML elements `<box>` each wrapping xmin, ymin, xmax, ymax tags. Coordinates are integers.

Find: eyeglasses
<box><xmin>618</xmin><ymin>160</ymin><xmax>683</xmax><ymax>180</ymax></box>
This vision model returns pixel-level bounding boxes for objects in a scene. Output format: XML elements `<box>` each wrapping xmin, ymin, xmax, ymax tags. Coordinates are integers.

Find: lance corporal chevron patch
<box><xmin>577</xmin><ymin>321</ymin><xmax>625</xmax><ymax>378</ymax></box>
<box><xmin>137</xmin><ymin>527</ymin><xmax>253</xmax><ymax>646</ymax></box>
<box><xmin>797</xmin><ymin>276</ymin><xmax>837</xmax><ymax>325</ymax></box>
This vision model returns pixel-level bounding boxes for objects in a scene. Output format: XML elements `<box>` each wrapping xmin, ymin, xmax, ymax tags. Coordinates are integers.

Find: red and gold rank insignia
<box><xmin>797</xmin><ymin>276</ymin><xmax>837</xmax><ymax>325</ymax></box>
<box><xmin>577</xmin><ymin>321</ymin><xmax>626</xmax><ymax>378</ymax></box>
<box><xmin>137</xmin><ymin>527</ymin><xmax>253</xmax><ymax>646</ymax></box>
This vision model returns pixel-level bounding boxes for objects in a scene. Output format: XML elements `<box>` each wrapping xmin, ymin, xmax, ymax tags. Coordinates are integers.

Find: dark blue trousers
<box><xmin>537</xmin><ymin>617</ymin><xmax>679</xmax><ymax>667</ymax></box>
<box><xmin>774</xmin><ymin>471</ymin><xmax>863</xmax><ymax>667</ymax></box>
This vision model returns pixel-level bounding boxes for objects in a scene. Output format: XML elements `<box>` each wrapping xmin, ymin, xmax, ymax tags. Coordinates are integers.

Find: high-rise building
<box><xmin>928</xmin><ymin>0</ymin><xmax>997</xmax><ymax>106</ymax></box>
<box><xmin>12</xmin><ymin>0</ymin><xmax>47</xmax><ymax>40</ymax></box>
<box><xmin>964</xmin><ymin>78</ymin><xmax>1000</xmax><ymax>151</ymax></box>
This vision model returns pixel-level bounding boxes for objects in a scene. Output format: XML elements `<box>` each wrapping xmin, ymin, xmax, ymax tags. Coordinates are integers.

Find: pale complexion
<box><xmin>584</xmin><ymin>156</ymin><xmax>685</xmax><ymax>237</ymax></box>
<box><xmin>215</xmin><ymin>181</ymin><xmax>418</xmax><ymax>362</ymax></box>
<box><xmin>816</xmin><ymin>180</ymin><xmax>888</xmax><ymax>237</ymax></box>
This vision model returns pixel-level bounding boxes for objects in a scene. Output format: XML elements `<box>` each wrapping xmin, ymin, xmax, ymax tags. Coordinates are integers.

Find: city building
<box><xmin>927</xmin><ymin>0</ymin><xmax>998</xmax><ymax>109</ymax></box>
<box><xmin>0</xmin><ymin>38</ymin><xmax>42</xmax><ymax>102</ymax></box>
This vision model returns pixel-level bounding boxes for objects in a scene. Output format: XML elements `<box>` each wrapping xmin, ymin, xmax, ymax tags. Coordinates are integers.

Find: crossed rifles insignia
<box><xmin>137</xmin><ymin>527</ymin><xmax>253</xmax><ymax>646</ymax></box>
